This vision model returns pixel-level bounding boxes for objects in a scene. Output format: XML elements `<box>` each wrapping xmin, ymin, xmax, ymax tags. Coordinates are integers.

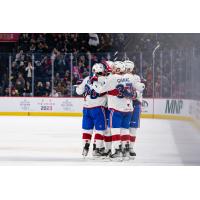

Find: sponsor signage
<box><xmin>0</xmin><ymin>33</ymin><xmax>19</xmax><ymax>42</ymax></box>
<box><xmin>0</xmin><ymin>97</ymin><xmax>192</xmax><ymax>118</ymax></box>
<box><xmin>165</xmin><ymin>99</ymin><xmax>183</xmax><ymax>114</ymax></box>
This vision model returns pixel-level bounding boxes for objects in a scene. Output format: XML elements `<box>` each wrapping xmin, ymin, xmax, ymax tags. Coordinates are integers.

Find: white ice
<box><xmin>0</xmin><ymin>116</ymin><xmax>200</xmax><ymax>165</ymax></box>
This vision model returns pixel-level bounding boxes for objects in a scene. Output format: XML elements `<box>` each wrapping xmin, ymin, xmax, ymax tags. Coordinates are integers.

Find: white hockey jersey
<box><xmin>76</xmin><ymin>76</ymin><xmax>107</xmax><ymax>108</ymax></box>
<box><xmin>123</xmin><ymin>73</ymin><xmax>144</xmax><ymax>103</ymax></box>
<box><xmin>92</xmin><ymin>74</ymin><xmax>135</xmax><ymax>112</ymax></box>
<box><xmin>133</xmin><ymin>74</ymin><xmax>143</xmax><ymax>103</ymax></box>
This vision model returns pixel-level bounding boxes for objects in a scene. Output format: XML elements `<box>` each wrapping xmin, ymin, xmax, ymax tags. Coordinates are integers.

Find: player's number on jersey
<box><xmin>84</xmin><ymin>85</ymin><xmax>98</xmax><ymax>99</ymax></box>
<box><xmin>116</xmin><ymin>84</ymin><xmax>124</xmax><ymax>98</ymax></box>
<box><xmin>125</xmin><ymin>83</ymin><xmax>133</xmax><ymax>93</ymax></box>
<box><xmin>116</xmin><ymin>83</ymin><xmax>133</xmax><ymax>98</ymax></box>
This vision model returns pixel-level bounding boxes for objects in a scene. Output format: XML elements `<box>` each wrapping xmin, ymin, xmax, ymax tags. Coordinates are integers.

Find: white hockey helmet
<box><xmin>124</xmin><ymin>60</ymin><xmax>135</xmax><ymax>72</ymax></box>
<box><xmin>105</xmin><ymin>61</ymin><xmax>114</xmax><ymax>69</ymax></box>
<box><xmin>113</xmin><ymin>61</ymin><xmax>126</xmax><ymax>73</ymax></box>
<box><xmin>92</xmin><ymin>63</ymin><xmax>105</xmax><ymax>74</ymax></box>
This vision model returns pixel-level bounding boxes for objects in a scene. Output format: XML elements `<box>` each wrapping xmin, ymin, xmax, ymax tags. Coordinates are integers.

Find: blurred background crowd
<box><xmin>0</xmin><ymin>33</ymin><xmax>200</xmax><ymax>99</ymax></box>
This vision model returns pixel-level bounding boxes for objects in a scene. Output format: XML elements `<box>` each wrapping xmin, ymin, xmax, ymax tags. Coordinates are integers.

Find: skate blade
<box><xmin>82</xmin><ymin>156</ymin><xmax>88</xmax><ymax>161</ymax></box>
<box><xmin>129</xmin><ymin>156</ymin><xmax>136</xmax><ymax>160</ymax></box>
<box><xmin>84</xmin><ymin>157</ymin><xmax>111</xmax><ymax>162</ymax></box>
<box><xmin>100</xmin><ymin>156</ymin><xmax>111</xmax><ymax>162</ymax></box>
<box><xmin>91</xmin><ymin>156</ymin><xmax>102</xmax><ymax>160</ymax></box>
<box><xmin>123</xmin><ymin>156</ymin><xmax>130</xmax><ymax>161</ymax></box>
<box><xmin>82</xmin><ymin>154</ymin><xmax>88</xmax><ymax>159</ymax></box>
<box><xmin>109</xmin><ymin>157</ymin><xmax>123</xmax><ymax>162</ymax></box>
<box><xmin>92</xmin><ymin>156</ymin><xmax>111</xmax><ymax>162</ymax></box>
<box><xmin>100</xmin><ymin>154</ymin><xmax>111</xmax><ymax>159</ymax></box>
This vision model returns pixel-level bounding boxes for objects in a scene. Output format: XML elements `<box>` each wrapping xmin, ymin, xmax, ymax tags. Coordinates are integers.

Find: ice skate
<box><xmin>99</xmin><ymin>147</ymin><xmax>105</xmax><ymax>154</ymax></box>
<box><xmin>82</xmin><ymin>143</ymin><xmax>90</xmax><ymax>158</ymax></box>
<box><xmin>101</xmin><ymin>149</ymin><xmax>112</xmax><ymax>159</ymax></box>
<box><xmin>110</xmin><ymin>149</ymin><xmax>123</xmax><ymax>161</ymax></box>
<box><xmin>122</xmin><ymin>144</ymin><xmax>130</xmax><ymax>161</ymax></box>
<box><xmin>92</xmin><ymin>148</ymin><xmax>103</xmax><ymax>158</ymax></box>
<box><xmin>129</xmin><ymin>148</ymin><xmax>136</xmax><ymax>160</ymax></box>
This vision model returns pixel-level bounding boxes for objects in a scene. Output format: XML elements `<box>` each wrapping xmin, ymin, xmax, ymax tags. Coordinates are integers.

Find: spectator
<box><xmin>15</xmin><ymin>50</ymin><xmax>24</xmax><ymax>62</ymax></box>
<box><xmin>54</xmin><ymin>73</ymin><xmax>61</xmax><ymax>86</ymax></box>
<box><xmin>4</xmin><ymin>87</ymin><xmax>9</xmax><ymax>96</ymax></box>
<box><xmin>15</xmin><ymin>73</ymin><xmax>25</xmax><ymax>96</ymax></box>
<box><xmin>11</xmin><ymin>87</ymin><xmax>19</xmax><ymax>96</ymax></box>
<box><xmin>25</xmin><ymin>61</ymin><xmax>34</xmax><ymax>82</ymax></box>
<box><xmin>29</xmin><ymin>43</ymin><xmax>36</xmax><ymax>53</ymax></box>
<box><xmin>55</xmin><ymin>82</ymin><xmax>65</xmax><ymax>96</ymax></box>
<box><xmin>24</xmin><ymin>81</ymin><xmax>32</xmax><ymax>96</ymax></box>
<box><xmin>88</xmin><ymin>33</ymin><xmax>99</xmax><ymax>52</ymax></box>
<box><xmin>1</xmin><ymin>33</ymin><xmax>200</xmax><ymax>99</ymax></box>
<box><xmin>35</xmin><ymin>82</ymin><xmax>45</xmax><ymax>96</ymax></box>
<box><xmin>50</xmin><ymin>88</ymin><xmax>59</xmax><ymax>97</ymax></box>
<box><xmin>44</xmin><ymin>81</ymin><xmax>51</xmax><ymax>96</ymax></box>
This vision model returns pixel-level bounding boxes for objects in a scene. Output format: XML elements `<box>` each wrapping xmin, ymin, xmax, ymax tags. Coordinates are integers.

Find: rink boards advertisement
<box><xmin>0</xmin><ymin>97</ymin><xmax>194</xmax><ymax>120</ymax></box>
<box><xmin>0</xmin><ymin>97</ymin><xmax>83</xmax><ymax>115</ymax></box>
<box><xmin>154</xmin><ymin>99</ymin><xmax>191</xmax><ymax>119</ymax></box>
<box><xmin>0</xmin><ymin>97</ymin><xmax>153</xmax><ymax>115</ymax></box>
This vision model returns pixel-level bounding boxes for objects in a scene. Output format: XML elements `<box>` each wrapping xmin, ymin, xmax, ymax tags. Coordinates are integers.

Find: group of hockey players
<box><xmin>76</xmin><ymin>59</ymin><xmax>145</xmax><ymax>161</ymax></box>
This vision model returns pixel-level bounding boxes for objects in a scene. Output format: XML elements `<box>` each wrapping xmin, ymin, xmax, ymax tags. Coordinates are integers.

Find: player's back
<box><xmin>106</xmin><ymin>73</ymin><xmax>134</xmax><ymax>112</ymax></box>
<box><xmin>123</xmin><ymin>73</ymin><xmax>143</xmax><ymax>103</ymax></box>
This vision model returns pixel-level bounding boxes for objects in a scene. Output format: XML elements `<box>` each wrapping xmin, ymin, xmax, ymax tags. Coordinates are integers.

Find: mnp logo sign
<box><xmin>165</xmin><ymin>99</ymin><xmax>183</xmax><ymax>114</ymax></box>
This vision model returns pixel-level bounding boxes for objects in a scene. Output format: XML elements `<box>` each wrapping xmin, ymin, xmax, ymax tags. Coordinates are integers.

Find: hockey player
<box><xmin>123</xmin><ymin>60</ymin><xmax>144</xmax><ymax>159</ymax></box>
<box><xmin>100</xmin><ymin>60</ymin><xmax>115</xmax><ymax>157</ymax></box>
<box><xmin>92</xmin><ymin>61</ymin><xmax>145</xmax><ymax>160</ymax></box>
<box><xmin>103</xmin><ymin>60</ymin><xmax>114</xmax><ymax>75</ymax></box>
<box><xmin>76</xmin><ymin>63</ymin><xmax>107</xmax><ymax>158</ymax></box>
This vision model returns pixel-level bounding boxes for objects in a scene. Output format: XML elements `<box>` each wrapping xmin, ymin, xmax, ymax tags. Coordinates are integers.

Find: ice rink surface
<box><xmin>0</xmin><ymin>116</ymin><xmax>200</xmax><ymax>166</ymax></box>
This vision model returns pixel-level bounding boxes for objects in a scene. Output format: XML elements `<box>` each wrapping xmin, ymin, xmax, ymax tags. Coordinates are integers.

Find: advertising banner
<box><xmin>0</xmin><ymin>97</ymin><xmax>83</xmax><ymax>113</ymax></box>
<box><xmin>0</xmin><ymin>97</ymin><xmax>154</xmax><ymax>114</ymax></box>
<box><xmin>0</xmin><ymin>33</ymin><xmax>20</xmax><ymax>42</ymax></box>
<box><xmin>154</xmin><ymin>99</ymin><xmax>191</xmax><ymax>117</ymax></box>
<box><xmin>0</xmin><ymin>97</ymin><xmax>193</xmax><ymax>119</ymax></box>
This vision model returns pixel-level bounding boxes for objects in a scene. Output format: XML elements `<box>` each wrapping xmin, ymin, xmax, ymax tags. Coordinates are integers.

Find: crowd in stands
<box><xmin>0</xmin><ymin>33</ymin><xmax>127</xmax><ymax>97</ymax></box>
<box><xmin>0</xmin><ymin>33</ymin><xmax>200</xmax><ymax>99</ymax></box>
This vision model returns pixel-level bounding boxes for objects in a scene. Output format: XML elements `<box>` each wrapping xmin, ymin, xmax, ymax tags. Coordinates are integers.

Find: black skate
<box><xmin>129</xmin><ymin>148</ymin><xmax>136</xmax><ymax>159</ymax></box>
<box><xmin>101</xmin><ymin>149</ymin><xmax>112</xmax><ymax>158</ymax></box>
<box><xmin>92</xmin><ymin>144</ymin><xmax>104</xmax><ymax>158</ymax></box>
<box><xmin>92</xmin><ymin>148</ymin><xmax>103</xmax><ymax>158</ymax></box>
<box><xmin>99</xmin><ymin>147</ymin><xmax>105</xmax><ymax>154</ymax></box>
<box><xmin>110</xmin><ymin>149</ymin><xmax>123</xmax><ymax>161</ymax></box>
<box><xmin>122</xmin><ymin>144</ymin><xmax>130</xmax><ymax>161</ymax></box>
<box><xmin>82</xmin><ymin>143</ymin><xmax>90</xmax><ymax>158</ymax></box>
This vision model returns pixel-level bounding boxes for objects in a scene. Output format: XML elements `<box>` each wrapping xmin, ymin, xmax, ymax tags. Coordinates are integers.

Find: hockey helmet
<box><xmin>124</xmin><ymin>60</ymin><xmax>135</xmax><ymax>72</ymax></box>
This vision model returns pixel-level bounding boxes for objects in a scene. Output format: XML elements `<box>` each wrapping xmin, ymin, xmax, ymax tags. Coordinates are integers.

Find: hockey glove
<box><xmin>90</xmin><ymin>76</ymin><xmax>98</xmax><ymax>84</ymax></box>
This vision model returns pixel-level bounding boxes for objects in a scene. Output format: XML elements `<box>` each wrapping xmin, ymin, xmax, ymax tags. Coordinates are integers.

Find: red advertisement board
<box><xmin>0</xmin><ymin>33</ymin><xmax>19</xmax><ymax>42</ymax></box>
